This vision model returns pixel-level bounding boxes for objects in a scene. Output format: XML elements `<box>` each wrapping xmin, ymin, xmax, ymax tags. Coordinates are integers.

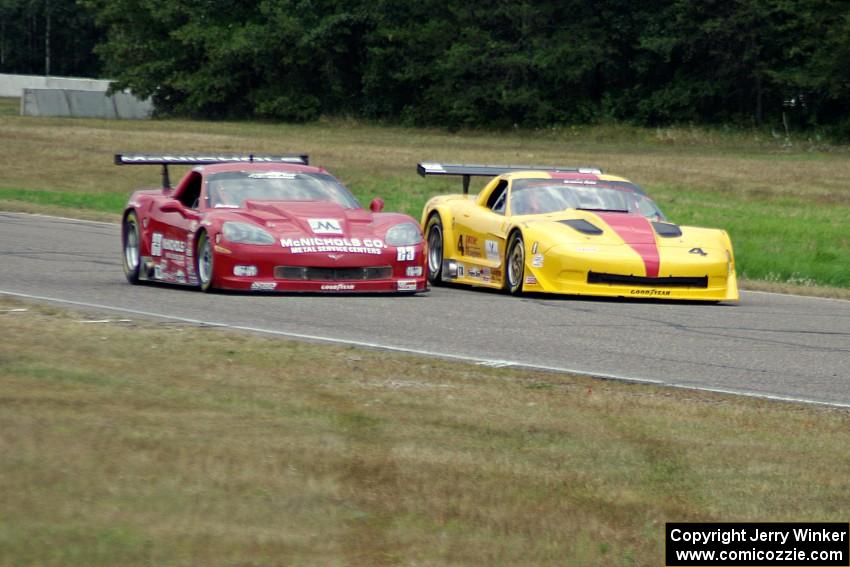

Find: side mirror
<box><xmin>161</xmin><ymin>199</ymin><xmax>200</xmax><ymax>220</ymax></box>
<box><xmin>160</xmin><ymin>199</ymin><xmax>183</xmax><ymax>214</ymax></box>
<box><xmin>369</xmin><ymin>198</ymin><xmax>385</xmax><ymax>213</ymax></box>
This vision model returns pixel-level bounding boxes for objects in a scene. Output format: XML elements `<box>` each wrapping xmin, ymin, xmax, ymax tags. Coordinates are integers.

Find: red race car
<box><xmin>117</xmin><ymin>154</ymin><xmax>427</xmax><ymax>293</ymax></box>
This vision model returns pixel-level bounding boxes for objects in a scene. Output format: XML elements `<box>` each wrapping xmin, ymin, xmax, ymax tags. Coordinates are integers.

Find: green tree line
<box><xmin>3</xmin><ymin>0</ymin><xmax>850</xmax><ymax>136</ymax></box>
<box><xmin>0</xmin><ymin>0</ymin><xmax>100</xmax><ymax>76</ymax></box>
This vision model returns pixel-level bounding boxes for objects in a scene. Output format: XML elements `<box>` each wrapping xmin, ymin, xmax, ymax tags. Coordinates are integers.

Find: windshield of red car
<box><xmin>510</xmin><ymin>179</ymin><xmax>666</xmax><ymax>220</ymax></box>
<box><xmin>206</xmin><ymin>171</ymin><xmax>361</xmax><ymax>209</ymax></box>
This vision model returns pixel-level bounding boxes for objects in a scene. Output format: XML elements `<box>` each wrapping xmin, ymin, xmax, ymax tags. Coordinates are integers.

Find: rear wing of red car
<box><xmin>416</xmin><ymin>162</ymin><xmax>602</xmax><ymax>194</ymax></box>
<box><xmin>115</xmin><ymin>153</ymin><xmax>309</xmax><ymax>188</ymax></box>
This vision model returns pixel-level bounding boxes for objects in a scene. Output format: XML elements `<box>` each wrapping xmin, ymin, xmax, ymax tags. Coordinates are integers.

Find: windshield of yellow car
<box><xmin>206</xmin><ymin>171</ymin><xmax>362</xmax><ymax>209</ymax></box>
<box><xmin>510</xmin><ymin>179</ymin><xmax>666</xmax><ymax>220</ymax></box>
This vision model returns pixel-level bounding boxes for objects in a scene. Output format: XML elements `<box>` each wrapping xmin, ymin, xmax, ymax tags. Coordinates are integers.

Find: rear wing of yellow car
<box><xmin>416</xmin><ymin>162</ymin><xmax>602</xmax><ymax>194</ymax></box>
<box><xmin>115</xmin><ymin>153</ymin><xmax>309</xmax><ymax>188</ymax></box>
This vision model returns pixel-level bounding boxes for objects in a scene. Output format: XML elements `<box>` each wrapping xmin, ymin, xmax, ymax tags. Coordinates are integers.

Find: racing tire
<box><xmin>122</xmin><ymin>211</ymin><xmax>141</xmax><ymax>284</ymax></box>
<box><xmin>505</xmin><ymin>231</ymin><xmax>525</xmax><ymax>296</ymax></box>
<box><xmin>425</xmin><ymin>214</ymin><xmax>444</xmax><ymax>285</ymax></box>
<box><xmin>197</xmin><ymin>231</ymin><xmax>216</xmax><ymax>292</ymax></box>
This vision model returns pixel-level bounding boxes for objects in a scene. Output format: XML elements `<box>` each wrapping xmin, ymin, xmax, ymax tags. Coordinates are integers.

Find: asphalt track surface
<box><xmin>2</xmin><ymin>212</ymin><xmax>849</xmax><ymax>408</ymax></box>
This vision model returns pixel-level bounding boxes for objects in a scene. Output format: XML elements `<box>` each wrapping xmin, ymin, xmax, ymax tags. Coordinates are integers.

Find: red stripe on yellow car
<box><xmin>594</xmin><ymin>213</ymin><xmax>660</xmax><ymax>277</ymax></box>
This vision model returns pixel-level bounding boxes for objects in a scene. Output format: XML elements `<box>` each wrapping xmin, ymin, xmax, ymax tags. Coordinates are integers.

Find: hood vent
<box><xmin>652</xmin><ymin>222</ymin><xmax>682</xmax><ymax>238</ymax></box>
<box><xmin>560</xmin><ymin>219</ymin><xmax>603</xmax><ymax>235</ymax></box>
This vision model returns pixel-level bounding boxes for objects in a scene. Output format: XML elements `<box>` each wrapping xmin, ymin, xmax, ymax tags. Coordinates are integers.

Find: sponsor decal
<box><xmin>525</xmin><ymin>275</ymin><xmax>538</xmax><ymax>285</ymax></box>
<box><xmin>689</xmin><ymin>247</ymin><xmax>708</xmax><ymax>256</ymax></box>
<box><xmin>531</xmin><ymin>241</ymin><xmax>539</xmax><ymax>254</ymax></box>
<box><xmin>308</xmin><ymin>219</ymin><xmax>343</xmax><ymax>234</ymax></box>
<box><xmin>405</xmin><ymin>266</ymin><xmax>423</xmax><ymax>277</ymax></box>
<box><xmin>151</xmin><ymin>233</ymin><xmax>163</xmax><ymax>256</ymax></box>
<box><xmin>321</xmin><ymin>283</ymin><xmax>355</xmax><ymax>291</ymax></box>
<box><xmin>456</xmin><ymin>264</ymin><xmax>464</xmax><ymax>277</ymax></box>
<box><xmin>280</xmin><ymin>237</ymin><xmax>386</xmax><ymax>255</ymax></box>
<box><xmin>481</xmin><ymin>268</ymin><xmax>492</xmax><ymax>282</ymax></box>
<box><xmin>214</xmin><ymin>245</ymin><xmax>231</xmax><ymax>254</ymax></box>
<box><xmin>630</xmin><ymin>289</ymin><xmax>671</xmax><ymax>296</ymax></box>
<box><xmin>420</xmin><ymin>163</ymin><xmax>445</xmax><ymax>172</ymax></box>
<box><xmin>249</xmin><ymin>172</ymin><xmax>295</xmax><ymax>179</ymax></box>
<box><xmin>251</xmin><ymin>282</ymin><xmax>277</xmax><ymax>291</ymax></box>
<box><xmin>575</xmin><ymin>246</ymin><xmax>598</xmax><ymax>253</ymax></box>
<box><xmin>532</xmin><ymin>254</ymin><xmax>544</xmax><ymax>268</ymax></box>
<box><xmin>189</xmin><ymin>220</ymin><xmax>199</xmax><ymax>232</ymax></box>
<box><xmin>396</xmin><ymin>246</ymin><xmax>415</xmax><ymax>261</ymax></box>
<box><xmin>485</xmin><ymin>240</ymin><xmax>500</xmax><ymax>262</ymax></box>
<box><xmin>154</xmin><ymin>258</ymin><xmax>193</xmax><ymax>284</ymax></box>
<box><xmin>397</xmin><ymin>280</ymin><xmax>417</xmax><ymax>291</ymax></box>
<box><xmin>468</xmin><ymin>267</ymin><xmax>482</xmax><ymax>279</ymax></box>
<box><xmin>457</xmin><ymin>235</ymin><xmax>481</xmax><ymax>257</ymax></box>
<box><xmin>492</xmin><ymin>268</ymin><xmax>502</xmax><ymax>280</ymax></box>
<box><xmin>165</xmin><ymin>252</ymin><xmax>185</xmax><ymax>265</ymax></box>
<box><xmin>562</xmin><ymin>179</ymin><xmax>597</xmax><ymax>185</ymax></box>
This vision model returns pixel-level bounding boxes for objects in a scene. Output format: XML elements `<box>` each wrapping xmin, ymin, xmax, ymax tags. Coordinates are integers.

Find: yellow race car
<box><xmin>418</xmin><ymin>163</ymin><xmax>738</xmax><ymax>302</ymax></box>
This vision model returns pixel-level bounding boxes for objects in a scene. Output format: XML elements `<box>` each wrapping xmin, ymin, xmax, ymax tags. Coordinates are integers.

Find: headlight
<box><xmin>385</xmin><ymin>222</ymin><xmax>423</xmax><ymax>246</ymax></box>
<box><xmin>221</xmin><ymin>222</ymin><xmax>275</xmax><ymax>245</ymax></box>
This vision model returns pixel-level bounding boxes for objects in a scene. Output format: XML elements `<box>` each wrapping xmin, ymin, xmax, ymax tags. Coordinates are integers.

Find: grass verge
<box><xmin>1</xmin><ymin>97</ymin><xmax>850</xmax><ymax>292</ymax></box>
<box><xmin>1</xmin><ymin>297</ymin><xmax>848</xmax><ymax>566</ymax></box>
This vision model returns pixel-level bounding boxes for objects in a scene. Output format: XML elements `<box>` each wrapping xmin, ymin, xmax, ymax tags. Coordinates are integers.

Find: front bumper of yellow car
<box><xmin>522</xmin><ymin>243</ymin><xmax>739</xmax><ymax>302</ymax></box>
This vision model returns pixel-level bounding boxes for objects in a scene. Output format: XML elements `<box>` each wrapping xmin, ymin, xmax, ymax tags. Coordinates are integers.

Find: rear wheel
<box><xmin>506</xmin><ymin>231</ymin><xmax>525</xmax><ymax>295</ymax></box>
<box><xmin>197</xmin><ymin>231</ymin><xmax>215</xmax><ymax>292</ymax></box>
<box><xmin>122</xmin><ymin>211</ymin><xmax>141</xmax><ymax>284</ymax></box>
<box><xmin>426</xmin><ymin>214</ymin><xmax>444</xmax><ymax>285</ymax></box>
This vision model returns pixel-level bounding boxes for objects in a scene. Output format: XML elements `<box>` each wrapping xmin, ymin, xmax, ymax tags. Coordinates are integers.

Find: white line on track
<box><xmin>3</xmin><ymin>287</ymin><xmax>849</xmax><ymax>410</ymax></box>
<box><xmin>1</xmin><ymin>211</ymin><xmax>118</xmax><ymax>227</ymax></box>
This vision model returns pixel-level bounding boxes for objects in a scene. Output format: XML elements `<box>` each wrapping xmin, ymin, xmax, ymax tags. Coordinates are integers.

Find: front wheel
<box><xmin>197</xmin><ymin>231</ymin><xmax>216</xmax><ymax>292</ymax></box>
<box><xmin>505</xmin><ymin>232</ymin><xmax>525</xmax><ymax>296</ymax></box>
<box><xmin>425</xmin><ymin>214</ymin><xmax>444</xmax><ymax>285</ymax></box>
<box><xmin>122</xmin><ymin>211</ymin><xmax>141</xmax><ymax>284</ymax></box>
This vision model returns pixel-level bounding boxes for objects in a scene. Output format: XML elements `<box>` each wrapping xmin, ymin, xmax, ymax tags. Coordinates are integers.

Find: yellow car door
<box><xmin>452</xmin><ymin>178</ymin><xmax>510</xmax><ymax>286</ymax></box>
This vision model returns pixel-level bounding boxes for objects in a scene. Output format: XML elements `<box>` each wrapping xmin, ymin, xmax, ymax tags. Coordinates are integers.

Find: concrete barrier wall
<box><xmin>0</xmin><ymin>73</ymin><xmax>112</xmax><ymax>97</ymax></box>
<box><xmin>21</xmin><ymin>88</ymin><xmax>154</xmax><ymax>119</ymax></box>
